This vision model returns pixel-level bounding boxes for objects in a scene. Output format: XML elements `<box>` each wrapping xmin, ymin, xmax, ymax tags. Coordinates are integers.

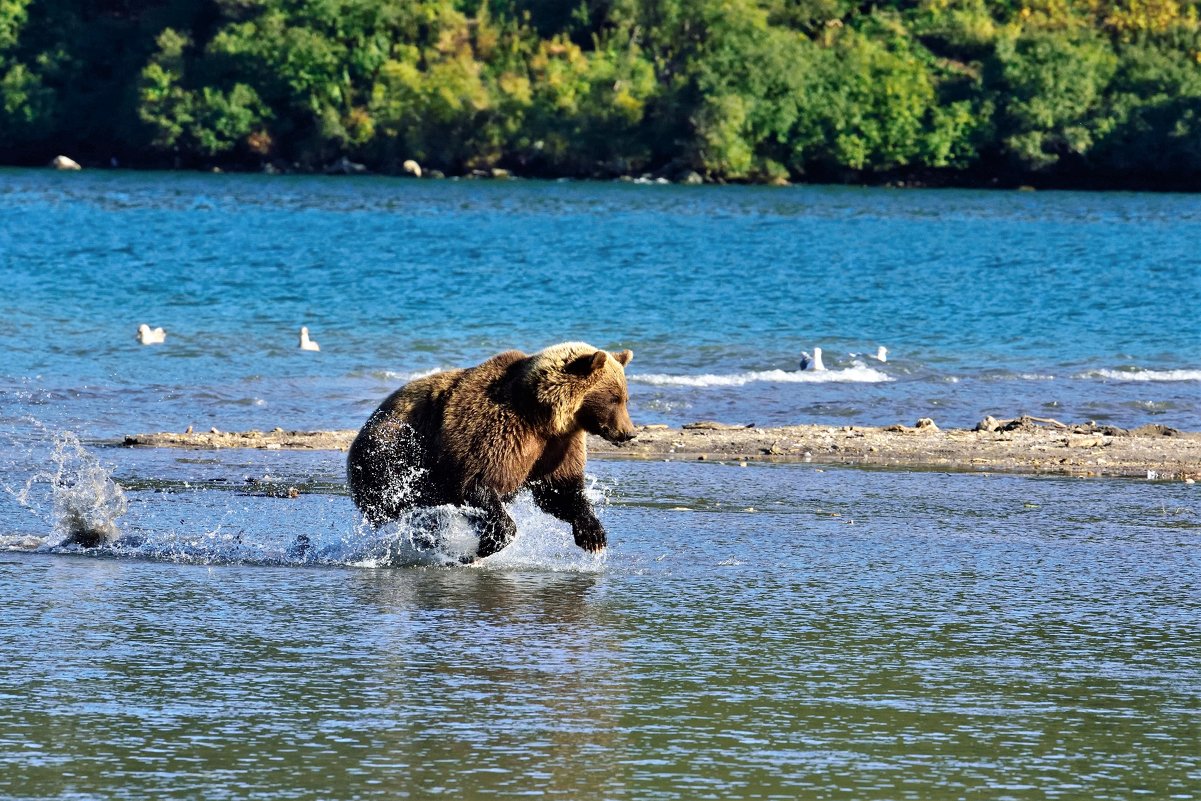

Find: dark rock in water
<box><xmin>325</xmin><ymin>156</ymin><xmax>368</xmax><ymax>175</ymax></box>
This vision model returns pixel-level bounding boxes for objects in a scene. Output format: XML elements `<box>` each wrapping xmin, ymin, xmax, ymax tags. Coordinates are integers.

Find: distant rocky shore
<box><xmin>122</xmin><ymin>417</ymin><xmax>1201</xmax><ymax>481</ymax></box>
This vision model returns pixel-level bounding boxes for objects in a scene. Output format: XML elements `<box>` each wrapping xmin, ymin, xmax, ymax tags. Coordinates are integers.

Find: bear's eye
<box><xmin>611</xmin><ymin>394</ymin><xmax>622</xmax><ymax>404</ymax></box>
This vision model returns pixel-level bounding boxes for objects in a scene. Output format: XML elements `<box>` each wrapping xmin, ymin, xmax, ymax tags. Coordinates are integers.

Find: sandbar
<box><xmin>122</xmin><ymin>417</ymin><xmax>1201</xmax><ymax>481</ymax></box>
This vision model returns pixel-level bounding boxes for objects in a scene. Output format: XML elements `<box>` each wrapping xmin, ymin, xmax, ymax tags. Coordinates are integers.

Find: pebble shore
<box><xmin>123</xmin><ymin>417</ymin><xmax>1201</xmax><ymax>481</ymax></box>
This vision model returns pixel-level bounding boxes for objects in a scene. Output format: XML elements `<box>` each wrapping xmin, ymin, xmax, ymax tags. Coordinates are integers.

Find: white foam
<box><xmin>3</xmin><ymin>429</ymin><xmax>127</xmax><ymax>547</ymax></box>
<box><xmin>632</xmin><ymin>365</ymin><xmax>891</xmax><ymax>388</ymax></box>
<box><xmin>10</xmin><ymin>486</ymin><xmax>609</xmax><ymax>573</ymax></box>
<box><xmin>379</xmin><ymin>367</ymin><xmax>450</xmax><ymax>382</ymax></box>
<box><xmin>330</xmin><ymin>506</ymin><xmax>482</xmax><ymax>567</ymax></box>
<box><xmin>331</xmin><ymin>487</ymin><xmax>609</xmax><ymax>571</ymax></box>
<box><xmin>1084</xmin><ymin>369</ymin><xmax>1201</xmax><ymax>382</ymax></box>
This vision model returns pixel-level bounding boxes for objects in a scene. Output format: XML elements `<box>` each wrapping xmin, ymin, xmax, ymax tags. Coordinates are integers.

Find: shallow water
<box><xmin>2</xmin><ymin>171</ymin><xmax>1200</xmax><ymax>799</ymax></box>
<box><xmin>2</xmin><ymin>451</ymin><xmax>1200</xmax><ymax>800</ymax></box>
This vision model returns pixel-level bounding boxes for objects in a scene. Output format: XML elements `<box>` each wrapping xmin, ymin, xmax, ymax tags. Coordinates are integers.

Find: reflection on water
<box><xmin>2</xmin><ymin>451</ymin><xmax>1199</xmax><ymax>799</ymax></box>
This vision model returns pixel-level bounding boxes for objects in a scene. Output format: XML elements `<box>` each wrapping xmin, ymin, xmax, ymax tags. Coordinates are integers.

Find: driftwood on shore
<box><xmin>122</xmin><ymin>417</ymin><xmax>1201</xmax><ymax>481</ymax></box>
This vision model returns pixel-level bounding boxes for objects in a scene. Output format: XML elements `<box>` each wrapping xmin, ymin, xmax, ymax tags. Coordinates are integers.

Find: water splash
<box><xmin>307</xmin><ymin>489</ymin><xmax>609</xmax><ymax>572</ymax></box>
<box><xmin>4</xmin><ymin>429</ymin><xmax>128</xmax><ymax>548</ymax></box>
<box><xmin>1</xmin><ymin>426</ymin><xmax>612</xmax><ymax>572</ymax></box>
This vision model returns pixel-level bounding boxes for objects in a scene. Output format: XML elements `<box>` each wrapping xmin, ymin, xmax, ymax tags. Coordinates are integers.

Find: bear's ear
<box><xmin>613</xmin><ymin>349</ymin><xmax>633</xmax><ymax>367</ymax></box>
<box><xmin>566</xmin><ymin>350</ymin><xmax>608</xmax><ymax>376</ymax></box>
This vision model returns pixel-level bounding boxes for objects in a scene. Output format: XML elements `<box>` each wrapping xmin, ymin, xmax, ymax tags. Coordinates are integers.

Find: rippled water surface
<box><xmin>2</xmin><ymin>452</ymin><xmax>1200</xmax><ymax>800</ymax></box>
<box><xmin>2</xmin><ymin>170</ymin><xmax>1200</xmax><ymax>800</ymax></box>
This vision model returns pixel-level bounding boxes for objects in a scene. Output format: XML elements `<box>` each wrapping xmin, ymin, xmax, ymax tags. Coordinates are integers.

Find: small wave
<box><xmin>377</xmin><ymin>367</ymin><xmax>451</xmax><ymax>382</ymax></box>
<box><xmin>1084</xmin><ymin>368</ymin><xmax>1201</xmax><ymax>382</ymax></box>
<box><xmin>632</xmin><ymin>365</ymin><xmax>891</xmax><ymax>388</ymax></box>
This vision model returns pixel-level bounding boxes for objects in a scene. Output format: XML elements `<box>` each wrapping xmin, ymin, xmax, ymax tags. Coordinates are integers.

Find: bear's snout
<box><xmin>603</xmin><ymin>427</ymin><xmax>637</xmax><ymax>445</ymax></box>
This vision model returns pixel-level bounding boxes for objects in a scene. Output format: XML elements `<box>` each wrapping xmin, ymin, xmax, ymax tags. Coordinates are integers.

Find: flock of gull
<box><xmin>136</xmin><ymin>324</ymin><xmax>321</xmax><ymax>351</ymax></box>
<box><xmin>136</xmin><ymin>325</ymin><xmax>885</xmax><ymax>370</ymax></box>
<box><xmin>799</xmin><ymin>345</ymin><xmax>888</xmax><ymax>371</ymax></box>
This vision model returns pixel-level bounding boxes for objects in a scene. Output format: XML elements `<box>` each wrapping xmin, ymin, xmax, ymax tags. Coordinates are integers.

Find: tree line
<box><xmin>3</xmin><ymin>0</ymin><xmax>1201</xmax><ymax>187</ymax></box>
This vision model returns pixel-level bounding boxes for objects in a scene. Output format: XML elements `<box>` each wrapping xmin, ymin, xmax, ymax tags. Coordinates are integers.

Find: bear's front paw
<box><xmin>572</xmin><ymin>518</ymin><xmax>607</xmax><ymax>552</ymax></box>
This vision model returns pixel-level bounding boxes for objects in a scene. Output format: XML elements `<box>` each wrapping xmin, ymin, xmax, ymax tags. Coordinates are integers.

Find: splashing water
<box><xmin>305</xmin><ymin>490</ymin><xmax>610</xmax><ymax>571</ymax></box>
<box><xmin>4</xmin><ymin>429</ymin><xmax>128</xmax><ymax>548</ymax></box>
<box><xmin>1</xmin><ymin>426</ymin><xmax>612</xmax><ymax>572</ymax></box>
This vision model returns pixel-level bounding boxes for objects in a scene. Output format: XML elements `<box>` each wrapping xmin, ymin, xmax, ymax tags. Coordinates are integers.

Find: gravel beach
<box><xmin>123</xmin><ymin>417</ymin><xmax>1201</xmax><ymax>481</ymax></box>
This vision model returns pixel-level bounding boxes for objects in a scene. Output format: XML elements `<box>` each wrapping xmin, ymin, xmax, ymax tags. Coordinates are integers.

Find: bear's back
<box><xmin>347</xmin><ymin>351</ymin><xmax>532</xmax><ymax>519</ymax></box>
<box><xmin>346</xmin><ymin>367</ymin><xmax>466</xmax><ymax>518</ymax></box>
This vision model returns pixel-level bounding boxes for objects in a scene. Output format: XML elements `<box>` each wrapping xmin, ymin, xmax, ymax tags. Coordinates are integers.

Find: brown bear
<box><xmin>347</xmin><ymin>342</ymin><xmax>636</xmax><ymax>559</ymax></box>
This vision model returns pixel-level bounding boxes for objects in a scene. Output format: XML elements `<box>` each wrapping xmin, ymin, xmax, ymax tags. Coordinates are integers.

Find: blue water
<box><xmin>2</xmin><ymin>450</ymin><xmax>1200</xmax><ymax>800</ymax></box>
<box><xmin>2</xmin><ymin>170</ymin><xmax>1201</xmax><ymax>801</ymax></box>
<box><xmin>1</xmin><ymin>168</ymin><xmax>1198</xmax><ymax>440</ymax></box>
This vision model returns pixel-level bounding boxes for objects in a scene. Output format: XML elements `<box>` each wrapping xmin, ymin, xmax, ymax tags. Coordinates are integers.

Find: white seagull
<box><xmin>874</xmin><ymin>346</ymin><xmax>888</xmax><ymax>363</ymax></box>
<box><xmin>137</xmin><ymin>324</ymin><xmax>166</xmax><ymax>345</ymax></box>
<box><xmin>799</xmin><ymin>347</ymin><xmax>826</xmax><ymax>372</ymax></box>
<box><xmin>299</xmin><ymin>326</ymin><xmax>320</xmax><ymax>352</ymax></box>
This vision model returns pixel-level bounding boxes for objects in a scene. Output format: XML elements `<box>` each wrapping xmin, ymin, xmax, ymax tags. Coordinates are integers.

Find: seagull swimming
<box><xmin>799</xmin><ymin>347</ymin><xmax>826</xmax><ymax>372</ymax></box>
<box><xmin>137</xmin><ymin>324</ymin><xmax>166</xmax><ymax>345</ymax></box>
<box><xmin>874</xmin><ymin>346</ymin><xmax>888</xmax><ymax>362</ymax></box>
<box><xmin>299</xmin><ymin>326</ymin><xmax>320</xmax><ymax>352</ymax></box>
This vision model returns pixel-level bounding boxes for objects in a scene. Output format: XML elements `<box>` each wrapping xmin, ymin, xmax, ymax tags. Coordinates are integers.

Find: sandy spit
<box><xmin>122</xmin><ymin>418</ymin><xmax>1201</xmax><ymax>481</ymax></box>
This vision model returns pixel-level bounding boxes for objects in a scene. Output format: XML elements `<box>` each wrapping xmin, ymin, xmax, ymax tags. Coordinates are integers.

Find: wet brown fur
<box><xmin>347</xmin><ymin>343</ymin><xmax>635</xmax><ymax>558</ymax></box>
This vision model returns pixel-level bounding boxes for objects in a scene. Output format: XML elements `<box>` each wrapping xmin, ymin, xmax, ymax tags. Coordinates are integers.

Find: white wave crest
<box><xmin>632</xmin><ymin>365</ymin><xmax>891</xmax><ymax>388</ymax></box>
<box><xmin>1084</xmin><ymin>368</ymin><xmax>1201</xmax><ymax>382</ymax></box>
<box><xmin>379</xmin><ymin>366</ymin><xmax>450</xmax><ymax>382</ymax></box>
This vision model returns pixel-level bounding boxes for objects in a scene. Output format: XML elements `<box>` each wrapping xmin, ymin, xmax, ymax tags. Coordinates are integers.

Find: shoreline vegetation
<box><xmin>7</xmin><ymin>2</ymin><xmax>1201</xmax><ymax>190</ymax></box>
<box><xmin>123</xmin><ymin>418</ymin><xmax>1201</xmax><ymax>481</ymax></box>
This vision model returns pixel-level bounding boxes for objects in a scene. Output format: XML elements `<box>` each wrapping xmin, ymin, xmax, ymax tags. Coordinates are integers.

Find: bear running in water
<box><xmin>347</xmin><ymin>343</ymin><xmax>636</xmax><ymax>559</ymax></box>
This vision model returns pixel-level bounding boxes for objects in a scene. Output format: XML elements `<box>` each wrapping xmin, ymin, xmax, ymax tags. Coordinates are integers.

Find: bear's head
<box><xmin>570</xmin><ymin>348</ymin><xmax>636</xmax><ymax>444</ymax></box>
<box><xmin>525</xmin><ymin>343</ymin><xmax>637</xmax><ymax>443</ymax></box>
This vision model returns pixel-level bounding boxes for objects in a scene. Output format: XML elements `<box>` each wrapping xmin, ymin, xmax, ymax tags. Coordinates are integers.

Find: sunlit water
<box><xmin>1</xmin><ymin>447</ymin><xmax>1199</xmax><ymax>800</ymax></box>
<box><xmin>2</xmin><ymin>170</ymin><xmax>1200</xmax><ymax>799</ymax></box>
<box><xmin>1</xmin><ymin>168</ymin><xmax>1199</xmax><ymax>434</ymax></box>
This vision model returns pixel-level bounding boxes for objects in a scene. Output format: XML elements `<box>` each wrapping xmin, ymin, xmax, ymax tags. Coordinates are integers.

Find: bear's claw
<box><xmin>573</xmin><ymin>519</ymin><xmax>607</xmax><ymax>552</ymax></box>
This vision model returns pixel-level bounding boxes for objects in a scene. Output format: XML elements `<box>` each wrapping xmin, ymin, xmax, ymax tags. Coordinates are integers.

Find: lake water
<box><xmin>1</xmin><ymin>169</ymin><xmax>1199</xmax><ymax>435</ymax></box>
<box><xmin>1</xmin><ymin>170</ymin><xmax>1200</xmax><ymax>800</ymax></box>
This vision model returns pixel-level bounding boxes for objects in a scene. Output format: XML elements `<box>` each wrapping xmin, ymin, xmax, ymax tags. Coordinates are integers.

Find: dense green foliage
<box><xmin>4</xmin><ymin>0</ymin><xmax>1201</xmax><ymax>185</ymax></box>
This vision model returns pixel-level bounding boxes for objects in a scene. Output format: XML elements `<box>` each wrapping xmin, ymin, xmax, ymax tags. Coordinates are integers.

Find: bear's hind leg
<box><xmin>466</xmin><ymin>484</ymin><xmax>518</xmax><ymax>559</ymax></box>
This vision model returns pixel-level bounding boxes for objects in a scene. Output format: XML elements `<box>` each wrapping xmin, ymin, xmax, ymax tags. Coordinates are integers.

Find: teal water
<box><xmin>2</xmin><ymin>170</ymin><xmax>1200</xmax><ymax>800</ymax></box>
